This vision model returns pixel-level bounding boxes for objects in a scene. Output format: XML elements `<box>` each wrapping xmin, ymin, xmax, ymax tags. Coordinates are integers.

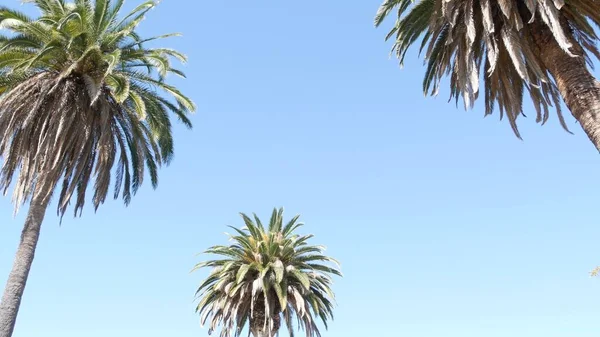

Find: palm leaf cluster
<box><xmin>193</xmin><ymin>208</ymin><xmax>341</xmax><ymax>337</ymax></box>
<box><xmin>0</xmin><ymin>0</ymin><xmax>194</xmax><ymax>216</ymax></box>
<box><xmin>375</xmin><ymin>0</ymin><xmax>600</xmax><ymax>137</ymax></box>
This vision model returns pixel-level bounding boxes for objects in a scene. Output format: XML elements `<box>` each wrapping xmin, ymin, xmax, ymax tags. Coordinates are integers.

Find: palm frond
<box><xmin>376</xmin><ymin>0</ymin><xmax>600</xmax><ymax>136</ymax></box>
<box><xmin>194</xmin><ymin>208</ymin><xmax>341</xmax><ymax>337</ymax></box>
<box><xmin>0</xmin><ymin>0</ymin><xmax>194</xmax><ymax>218</ymax></box>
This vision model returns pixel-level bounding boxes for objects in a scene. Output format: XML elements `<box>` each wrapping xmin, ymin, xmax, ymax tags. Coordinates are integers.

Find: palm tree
<box><xmin>193</xmin><ymin>208</ymin><xmax>341</xmax><ymax>337</ymax></box>
<box><xmin>374</xmin><ymin>0</ymin><xmax>600</xmax><ymax>150</ymax></box>
<box><xmin>0</xmin><ymin>1</ymin><xmax>194</xmax><ymax>335</ymax></box>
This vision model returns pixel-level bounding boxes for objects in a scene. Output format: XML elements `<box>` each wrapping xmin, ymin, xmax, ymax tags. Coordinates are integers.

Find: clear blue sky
<box><xmin>1</xmin><ymin>1</ymin><xmax>600</xmax><ymax>336</ymax></box>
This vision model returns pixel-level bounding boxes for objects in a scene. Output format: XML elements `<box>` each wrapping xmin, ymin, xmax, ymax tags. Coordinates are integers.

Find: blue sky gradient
<box><xmin>1</xmin><ymin>1</ymin><xmax>599</xmax><ymax>336</ymax></box>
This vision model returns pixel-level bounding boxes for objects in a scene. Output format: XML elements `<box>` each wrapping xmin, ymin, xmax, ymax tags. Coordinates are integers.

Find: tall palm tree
<box><xmin>0</xmin><ymin>1</ymin><xmax>194</xmax><ymax>335</ymax></box>
<box><xmin>193</xmin><ymin>208</ymin><xmax>341</xmax><ymax>337</ymax></box>
<box><xmin>374</xmin><ymin>0</ymin><xmax>600</xmax><ymax>150</ymax></box>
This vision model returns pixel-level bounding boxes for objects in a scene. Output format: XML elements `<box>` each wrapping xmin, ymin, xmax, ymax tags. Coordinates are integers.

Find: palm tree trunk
<box><xmin>249</xmin><ymin>302</ymin><xmax>280</xmax><ymax>337</ymax></box>
<box><xmin>530</xmin><ymin>19</ymin><xmax>600</xmax><ymax>152</ymax></box>
<box><xmin>0</xmin><ymin>195</ymin><xmax>50</xmax><ymax>337</ymax></box>
<box><xmin>250</xmin><ymin>318</ymin><xmax>269</xmax><ymax>337</ymax></box>
<box><xmin>250</xmin><ymin>327</ymin><xmax>277</xmax><ymax>337</ymax></box>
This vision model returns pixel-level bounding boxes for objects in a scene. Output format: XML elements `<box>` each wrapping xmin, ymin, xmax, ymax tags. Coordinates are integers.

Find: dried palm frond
<box><xmin>193</xmin><ymin>208</ymin><xmax>341</xmax><ymax>337</ymax></box>
<box><xmin>0</xmin><ymin>0</ymin><xmax>195</xmax><ymax>217</ymax></box>
<box><xmin>375</xmin><ymin>0</ymin><xmax>600</xmax><ymax>137</ymax></box>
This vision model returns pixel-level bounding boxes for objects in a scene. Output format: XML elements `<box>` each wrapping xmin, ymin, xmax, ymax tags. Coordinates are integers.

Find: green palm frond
<box><xmin>0</xmin><ymin>0</ymin><xmax>195</xmax><ymax>217</ymax></box>
<box><xmin>193</xmin><ymin>208</ymin><xmax>341</xmax><ymax>337</ymax></box>
<box><xmin>376</xmin><ymin>0</ymin><xmax>600</xmax><ymax>137</ymax></box>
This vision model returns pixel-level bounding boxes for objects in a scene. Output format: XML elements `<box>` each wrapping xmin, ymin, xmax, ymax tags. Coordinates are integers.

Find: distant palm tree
<box><xmin>193</xmin><ymin>208</ymin><xmax>341</xmax><ymax>337</ymax></box>
<box><xmin>0</xmin><ymin>1</ymin><xmax>194</xmax><ymax>336</ymax></box>
<box><xmin>375</xmin><ymin>0</ymin><xmax>600</xmax><ymax>150</ymax></box>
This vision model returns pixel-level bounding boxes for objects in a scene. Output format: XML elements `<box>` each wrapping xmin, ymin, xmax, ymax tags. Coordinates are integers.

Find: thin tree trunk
<box><xmin>530</xmin><ymin>18</ymin><xmax>600</xmax><ymax>152</ymax></box>
<box><xmin>0</xmin><ymin>195</ymin><xmax>50</xmax><ymax>337</ymax></box>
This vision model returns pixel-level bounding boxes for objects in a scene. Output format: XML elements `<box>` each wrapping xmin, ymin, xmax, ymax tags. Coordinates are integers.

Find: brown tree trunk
<box><xmin>529</xmin><ymin>19</ymin><xmax>600</xmax><ymax>152</ymax></box>
<box><xmin>0</xmin><ymin>195</ymin><xmax>50</xmax><ymax>337</ymax></box>
<box><xmin>250</xmin><ymin>299</ymin><xmax>281</xmax><ymax>337</ymax></box>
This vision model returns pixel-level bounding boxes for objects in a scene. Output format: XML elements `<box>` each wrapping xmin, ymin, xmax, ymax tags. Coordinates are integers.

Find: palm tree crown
<box><xmin>0</xmin><ymin>0</ymin><xmax>194</xmax><ymax>217</ymax></box>
<box><xmin>375</xmin><ymin>0</ymin><xmax>600</xmax><ymax>137</ymax></box>
<box><xmin>193</xmin><ymin>208</ymin><xmax>341</xmax><ymax>337</ymax></box>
